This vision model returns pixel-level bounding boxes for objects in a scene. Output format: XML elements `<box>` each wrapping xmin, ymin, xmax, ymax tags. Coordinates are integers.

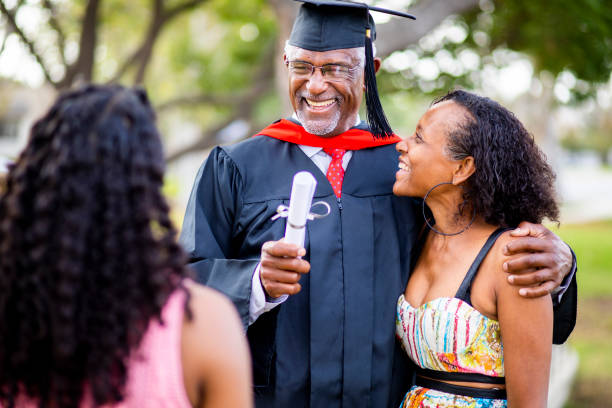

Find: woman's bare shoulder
<box><xmin>186</xmin><ymin>281</ymin><xmax>237</xmax><ymax>313</ymax></box>
<box><xmin>183</xmin><ymin>280</ymin><xmax>244</xmax><ymax>343</ymax></box>
<box><xmin>485</xmin><ymin>230</ymin><xmax>515</xmax><ymax>281</ymax></box>
<box><xmin>180</xmin><ymin>281</ymin><xmax>252</xmax><ymax>407</ymax></box>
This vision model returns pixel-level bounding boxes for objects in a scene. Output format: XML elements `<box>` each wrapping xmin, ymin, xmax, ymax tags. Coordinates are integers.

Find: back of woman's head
<box><xmin>435</xmin><ymin>90</ymin><xmax>559</xmax><ymax>227</ymax></box>
<box><xmin>0</xmin><ymin>84</ymin><xmax>189</xmax><ymax>407</ymax></box>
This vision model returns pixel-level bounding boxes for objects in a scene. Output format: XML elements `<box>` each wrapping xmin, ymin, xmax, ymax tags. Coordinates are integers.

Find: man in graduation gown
<box><xmin>180</xmin><ymin>1</ymin><xmax>577</xmax><ymax>407</ymax></box>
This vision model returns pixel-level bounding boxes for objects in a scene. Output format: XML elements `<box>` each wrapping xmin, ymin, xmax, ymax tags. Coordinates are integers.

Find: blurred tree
<box><xmin>561</xmin><ymin>111</ymin><xmax>612</xmax><ymax>165</ymax></box>
<box><xmin>1</xmin><ymin>0</ymin><xmax>611</xmax><ymax>162</ymax></box>
<box><xmin>488</xmin><ymin>0</ymin><xmax>612</xmax><ymax>85</ymax></box>
<box><xmin>376</xmin><ymin>0</ymin><xmax>612</xmax><ymax>102</ymax></box>
<box><xmin>0</xmin><ymin>0</ymin><xmax>209</xmax><ymax>87</ymax></box>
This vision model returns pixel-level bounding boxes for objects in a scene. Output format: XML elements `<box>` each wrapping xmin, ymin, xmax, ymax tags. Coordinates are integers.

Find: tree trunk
<box><xmin>375</xmin><ymin>0</ymin><xmax>480</xmax><ymax>58</ymax></box>
<box><xmin>60</xmin><ymin>0</ymin><xmax>100</xmax><ymax>88</ymax></box>
<box><xmin>269</xmin><ymin>0</ymin><xmax>298</xmax><ymax>118</ymax></box>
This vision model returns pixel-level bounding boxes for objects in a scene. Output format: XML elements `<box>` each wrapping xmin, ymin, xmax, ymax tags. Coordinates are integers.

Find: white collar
<box><xmin>299</xmin><ymin>144</ymin><xmax>323</xmax><ymax>158</ymax></box>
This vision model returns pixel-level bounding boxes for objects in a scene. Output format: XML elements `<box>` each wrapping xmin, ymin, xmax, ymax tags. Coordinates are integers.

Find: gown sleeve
<box><xmin>552</xmin><ymin>251</ymin><xmax>578</xmax><ymax>344</ymax></box>
<box><xmin>179</xmin><ymin>146</ymin><xmax>259</xmax><ymax>328</ymax></box>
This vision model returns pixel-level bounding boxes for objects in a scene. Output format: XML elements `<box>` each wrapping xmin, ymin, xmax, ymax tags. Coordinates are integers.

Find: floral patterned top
<box><xmin>396</xmin><ymin>295</ymin><xmax>504</xmax><ymax>377</ymax></box>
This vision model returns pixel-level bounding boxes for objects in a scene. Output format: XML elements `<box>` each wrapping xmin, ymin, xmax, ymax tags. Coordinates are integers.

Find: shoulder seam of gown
<box><xmin>217</xmin><ymin>146</ymin><xmax>246</xmax><ymax>231</ymax></box>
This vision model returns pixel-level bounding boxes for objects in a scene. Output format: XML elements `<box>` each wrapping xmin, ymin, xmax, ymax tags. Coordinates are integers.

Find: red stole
<box><xmin>255</xmin><ymin>119</ymin><xmax>400</xmax><ymax>150</ymax></box>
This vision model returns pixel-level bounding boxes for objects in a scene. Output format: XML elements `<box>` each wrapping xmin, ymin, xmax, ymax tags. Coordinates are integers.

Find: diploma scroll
<box><xmin>272</xmin><ymin>171</ymin><xmax>330</xmax><ymax>248</ymax></box>
<box><xmin>284</xmin><ymin>171</ymin><xmax>317</xmax><ymax>246</ymax></box>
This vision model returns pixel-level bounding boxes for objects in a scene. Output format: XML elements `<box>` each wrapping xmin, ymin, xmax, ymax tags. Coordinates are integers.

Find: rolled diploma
<box><xmin>284</xmin><ymin>171</ymin><xmax>317</xmax><ymax>247</ymax></box>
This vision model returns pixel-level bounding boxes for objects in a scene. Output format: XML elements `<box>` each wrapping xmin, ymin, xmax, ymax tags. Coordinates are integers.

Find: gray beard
<box><xmin>296</xmin><ymin>109</ymin><xmax>341</xmax><ymax>137</ymax></box>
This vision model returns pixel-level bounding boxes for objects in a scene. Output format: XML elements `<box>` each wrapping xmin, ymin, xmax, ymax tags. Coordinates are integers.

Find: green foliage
<box><xmin>145</xmin><ymin>0</ymin><xmax>278</xmax><ymax>125</ymax></box>
<box><xmin>552</xmin><ymin>219</ymin><xmax>612</xmax><ymax>298</ymax></box>
<box><xmin>106</xmin><ymin>0</ymin><xmax>281</xmax><ymax>134</ymax></box>
<box><xmin>551</xmin><ymin>220</ymin><xmax>612</xmax><ymax>406</ymax></box>
<box><xmin>378</xmin><ymin>0</ymin><xmax>612</xmax><ymax>101</ymax></box>
<box><xmin>489</xmin><ymin>0</ymin><xmax>612</xmax><ymax>85</ymax></box>
<box><xmin>3</xmin><ymin>0</ymin><xmax>611</xmax><ymax>159</ymax></box>
<box><xmin>376</xmin><ymin>92</ymin><xmax>431</xmax><ymax>137</ymax></box>
<box><xmin>254</xmin><ymin>91</ymin><xmax>285</xmax><ymax>126</ymax></box>
<box><xmin>561</xmin><ymin>129</ymin><xmax>612</xmax><ymax>164</ymax></box>
<box><xmin>96</xmin><ymin>0</ymin><xmax>153</xmax><ymax>81</ymax></box>
<box><xmin>572</xmin><ymin>337</ymin><xmax>612</xmax><ymax>378</ymax></box>
<box><xmin>177</xmin><ymin>2</ymin><xmax>276</xmax><ymax>93</ymax></box>
<box><xmin>378</xmin><ymin>16</ymin><xmax>476</xmax><ymax>98</ymax></box>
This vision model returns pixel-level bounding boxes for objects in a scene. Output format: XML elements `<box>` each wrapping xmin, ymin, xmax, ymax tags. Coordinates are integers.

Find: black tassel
<box><xmin>364</xmin><ymin>34</ymin><xmax>394</xmax><ymax>138</ymax></box>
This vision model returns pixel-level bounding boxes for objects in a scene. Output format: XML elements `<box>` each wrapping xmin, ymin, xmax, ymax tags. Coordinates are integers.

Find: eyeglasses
<box><xmin>286</xmin><ymin>61</ymin><xmax>361</xmax><ymax>81</ymax></box>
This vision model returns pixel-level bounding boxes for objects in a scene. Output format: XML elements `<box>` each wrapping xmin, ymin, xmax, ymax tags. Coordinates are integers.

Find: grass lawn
<box><xmin>550</xmin><ymin>220</ymin><xmax>612</xmax><ymax>407</ymax></box>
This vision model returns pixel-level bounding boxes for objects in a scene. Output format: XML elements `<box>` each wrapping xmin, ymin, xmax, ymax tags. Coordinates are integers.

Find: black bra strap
<box><xmin>454</xmin><ymin>227</ymin><xmax>510</xmax><ymax>305</ymax></box>
<box><xmin>416</xmin><ymin>367</ymin><xmax>505</xmax><ymax>384</ymax></box>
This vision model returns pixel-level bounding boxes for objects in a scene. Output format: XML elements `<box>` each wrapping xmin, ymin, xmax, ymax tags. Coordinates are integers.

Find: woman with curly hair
<box><xmin>0</xmin><ymin>85</ymin><xmax>252</xmax><ymax>408</ymax></box>
<box><xmin>394</xmin><ymin>90</ymin><xmax>559</xmax><ymax>407</ymax></box>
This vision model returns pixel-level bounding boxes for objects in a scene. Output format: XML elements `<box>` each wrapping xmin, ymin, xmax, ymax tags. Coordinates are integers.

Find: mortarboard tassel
<box><xmin>364</xmin><ymin>29</ymin><xmax>394</xmax><ymax>138</ymax></box>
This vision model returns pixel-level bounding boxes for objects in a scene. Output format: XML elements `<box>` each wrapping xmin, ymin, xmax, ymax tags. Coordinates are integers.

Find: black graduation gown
<box><xmin>179</xmin><ymin>124</ymin><xmax>577</xmax><ymax>408</ymax></box>
<box><xmin>180</xmin><ymin>132</ymin><xmax>421</xmax><ymax>407</ymax></box>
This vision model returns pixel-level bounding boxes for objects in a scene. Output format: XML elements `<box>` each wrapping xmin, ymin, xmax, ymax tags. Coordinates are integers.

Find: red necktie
<box><xmin>323</xmin><ymin>148</ymin><xmax>346</xmax><ymax>198</ymax></box>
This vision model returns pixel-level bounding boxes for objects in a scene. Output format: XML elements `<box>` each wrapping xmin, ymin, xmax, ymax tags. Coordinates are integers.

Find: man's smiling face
<box><xmin>285</xmin><ymin>47</ymin><xmax>364</xmax><ymax>138</ymax></box>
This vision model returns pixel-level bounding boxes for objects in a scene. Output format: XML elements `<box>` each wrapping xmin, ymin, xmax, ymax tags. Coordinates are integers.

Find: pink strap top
<box><xmin>11</xmin><ymin>288</ymin><xmax>193</xmax><ymax>407</ymax></box>
<box><xmin>106</xmin><ymin>287</ymin><xmax>192</xmax><ymax>407</ymax></box>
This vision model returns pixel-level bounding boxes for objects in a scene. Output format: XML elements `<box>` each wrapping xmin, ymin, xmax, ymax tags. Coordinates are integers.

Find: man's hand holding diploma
<box><xmin>260</xmin><ymin>171</ymin><xmax>317</xmax><ymax>299</ymax></box>
<box><xmin>260</xmin><ymin>241</ymin><xmax>311</xmax><ymax>298</ymax></box>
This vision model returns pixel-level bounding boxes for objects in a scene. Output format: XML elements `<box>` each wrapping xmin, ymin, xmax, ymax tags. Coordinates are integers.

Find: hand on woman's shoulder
<box><xmin>491</xmin><ymin>230</ymin><xmax>552</xmax><ymax>300</ymax></box>
<box><xmin>491</xmin><ymin>231</ymin><xmax>519</xmax><ymax>292</ymax></box>
<box><xmin>181</xmin><ymin>281</ymin><xmax>253</xmax><ymax>408</ymax></box>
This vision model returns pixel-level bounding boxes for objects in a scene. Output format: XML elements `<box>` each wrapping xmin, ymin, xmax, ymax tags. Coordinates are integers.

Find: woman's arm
<box><xmin>495</xmin><ymin>250</ymin><xmax>553</xmax><ymax>408</ymax></box>
<box><xmin>501</xmin><ymin>222</ymin><xmax>578</xmax><ymax>343</ymax></box>
<box><xmin>182</xmin><ymin>283</ymin><xmax>253</xmax><ymax>408</ymax></box>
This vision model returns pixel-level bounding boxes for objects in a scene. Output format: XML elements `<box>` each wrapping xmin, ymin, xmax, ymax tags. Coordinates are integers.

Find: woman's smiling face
<box><xmin>393</xmin><ymin>101</ymin><xmax>469</xmax><ymax>198</ymax></box>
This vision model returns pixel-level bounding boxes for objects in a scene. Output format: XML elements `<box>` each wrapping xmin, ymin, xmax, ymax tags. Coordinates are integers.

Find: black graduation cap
<box><xmin>289</xmin><ymin>0</ymin><xmax>415</xmax><ymax>138</ymax></box>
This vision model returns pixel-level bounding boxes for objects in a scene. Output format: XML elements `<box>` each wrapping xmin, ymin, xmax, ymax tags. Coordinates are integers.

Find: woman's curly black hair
<box><xmin>0</xmin><ymin>84</ymin><xmax>191</xmax><ymax>407</ymax></box>
<box><xmin>434</xmin><ymin>90</ymin><xmax>559</xmax><ymax>227</ymax></box>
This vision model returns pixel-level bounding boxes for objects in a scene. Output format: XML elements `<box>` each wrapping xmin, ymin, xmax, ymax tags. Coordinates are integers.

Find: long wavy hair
<box><xmin>434</xmin><ymin>90</ymin><xmax>559</xmax><ymax>227</ymax></box>
<box><xmin>0</xmin><ymin>84</ymin><xmax>190</xmax><ymax>407</ymax></box>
